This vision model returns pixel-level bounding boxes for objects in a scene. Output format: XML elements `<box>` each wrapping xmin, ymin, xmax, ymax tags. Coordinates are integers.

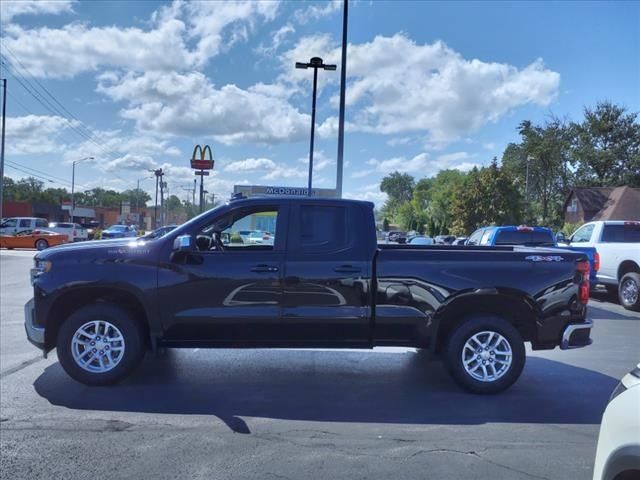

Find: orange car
<box><xmin>0</xmin><ymin>229</ymin><xmax>68</xmax><ymax>250</ymax></box>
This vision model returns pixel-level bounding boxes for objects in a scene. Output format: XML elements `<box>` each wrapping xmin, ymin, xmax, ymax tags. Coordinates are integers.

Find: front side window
<box><xmin>467</xmin><ymin>229</ymin><xmax>484</xmax><ymax>246</ymax></box>
<box><xmin>1</xmin><ymin>219</ymin><xmax>18</xmax><ymax>228</ymax></box>
<box><xmin>299</xmin><ymin>205</ymin><xmax>348</xmax><ymax>252</ymax></box>
<box><xmin>197</xmin><ymin>208</ymin><xmax>278</xmax><ymax>251</ymax></box>
<box><xmin>571</xmin><ymin>224</ymin><xmax>595</xmax><ymax>243</ymax></box>
<box><xmin>480</xmin><ymin>230</ymin><xmax>493</xmax><ymax>245</ymax></box>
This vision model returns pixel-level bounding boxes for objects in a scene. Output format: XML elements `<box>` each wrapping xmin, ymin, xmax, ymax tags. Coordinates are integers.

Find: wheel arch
<box><xmin>618</xmin><ymin>260</ymin><xmax>640</xmax><ymax>281</ymax></box>
<box><xmin>432</xmin><ymin>289</ymin><xmax>538</xmax><ymax>354</ymax></box>
<box><xmin>44</xmin><ymin>286</ymin><xmax>152</xmax><ymax>350</ymax></box>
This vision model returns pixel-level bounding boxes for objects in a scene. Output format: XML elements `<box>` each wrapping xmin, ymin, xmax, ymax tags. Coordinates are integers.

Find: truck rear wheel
<box><xmin>444</xmin><ymin>315</ymin><xmax>525</xmax><ymax>394</ymax></box>
<box><xmin>619</xmin><ymin>272</ymin><xmax>640</xmax><ymax>311</ymax></box>
<box><xmin>56</xmin><ymin>303</ymin><xmax>145</xmax><ymax>385</ymax></box>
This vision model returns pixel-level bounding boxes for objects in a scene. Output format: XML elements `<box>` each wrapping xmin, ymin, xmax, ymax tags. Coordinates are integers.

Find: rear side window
<box><xmin>495</xmin><ymin>230</ymin><xmax>554</xmax><ymax>245</ymax></box>
<box><xmin>299</xmin><ymin>205</ymin><xmax>348</xmax><ymax>252</ymax></box>
<box><xmin>601</xmin><ymin>224</ymin><xmax>640</xmax><ymax>243</ymax></box>
<box><xmin>19</xmin><ymin>219</ymin><xmax>31</xmax><ymax>228</ymax></box>
<box><xmin>36</xmin><ymin>219</ymin><xmax>48</xmax><ymax>228</ymax></box>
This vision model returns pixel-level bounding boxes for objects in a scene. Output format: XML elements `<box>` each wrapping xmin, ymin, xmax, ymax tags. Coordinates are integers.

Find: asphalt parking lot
<box><xmin>1</xmin><ymin>249</ymin><xmax>639</xmax><ymax>480</ymax></box>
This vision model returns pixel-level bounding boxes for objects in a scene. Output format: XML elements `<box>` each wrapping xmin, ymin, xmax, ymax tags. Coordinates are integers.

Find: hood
<box><xmin>36</xmin><ymin>237</ymin><xmax>152</xmax><ymax>259</ymax></box>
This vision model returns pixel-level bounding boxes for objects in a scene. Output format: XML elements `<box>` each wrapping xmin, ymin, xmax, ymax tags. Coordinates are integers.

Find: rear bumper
<box><xmin>560</xmin><ymin>319</ymin><xmax>593</xmax><ymax>350</ymax></box>
<box><xmin>24</xmin><ymin>298</ymin><xmax>46</xmax><ymax>353</ymax></box>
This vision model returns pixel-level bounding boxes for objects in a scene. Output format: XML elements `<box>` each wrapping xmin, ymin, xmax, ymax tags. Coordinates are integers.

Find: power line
<box><xmin>5</xmin><ymin>159</ymin><xmax>89</xmax><ymax>188</ymax></box>
<box><xmin>0</xmin><ymin>54</ymin><xmax>139</xmax><ymax>189</ymax></box>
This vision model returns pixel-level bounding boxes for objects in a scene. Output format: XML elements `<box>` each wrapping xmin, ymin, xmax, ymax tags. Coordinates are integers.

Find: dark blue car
<box><xmin>467</xmin><ymin>225</ymin><xmax>599</xmax><ymax>282</ymax></box>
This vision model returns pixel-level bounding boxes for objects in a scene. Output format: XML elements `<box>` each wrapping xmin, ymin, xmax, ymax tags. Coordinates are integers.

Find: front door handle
<box><xmin>251</xmin><ymin>264</ymin><xmax>279</xmax><ymax>273</ymax></box>
<box><xmin>334</xmin><ymin>265</ymin><xmax>362</xmax><ymax>273</ymax></box>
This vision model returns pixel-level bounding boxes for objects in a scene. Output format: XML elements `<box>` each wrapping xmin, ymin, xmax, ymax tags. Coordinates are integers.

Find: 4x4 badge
<box><xmin>525</xmin><ymin>255</ymin><xmax>564</xmax><ymax>262</ymax></box>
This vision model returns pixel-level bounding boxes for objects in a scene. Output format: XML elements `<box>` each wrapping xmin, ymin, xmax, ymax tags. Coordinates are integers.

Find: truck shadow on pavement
<box><xmin>34</xmin><ymin>350</ymin><xmax>617</xmax><ymax>434</ymax></box>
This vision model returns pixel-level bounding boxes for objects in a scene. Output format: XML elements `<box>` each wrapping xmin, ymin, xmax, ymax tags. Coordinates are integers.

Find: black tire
<box><xmin>56</xmin><ymin>303</ymin><xmax>146</xmax><ymax>385</ymax></box>
<box><xmin>618</xmin><ymin>272</ymin><xmax>640</xmax><ymax>312</ymax></box>
<box><xmin>35</xmin><ymin>239</ymin><xmax>49</xmax><ymax>251</ymax></box>
<box><xmin>444</xmin><ymin>315</ymin><xmax>526</xmax><ymax>394</ymax></box>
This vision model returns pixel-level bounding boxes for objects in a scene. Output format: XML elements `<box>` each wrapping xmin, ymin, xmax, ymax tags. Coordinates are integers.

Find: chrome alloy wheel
<box><xmin>71</xmin><ymin>320</ymin><xmax>125</xmax><ymax>373</ymax></box>
<box><xmin>621</xmin><ymin>278</ymin><xmax>639</xmax><ymax>306</ymax></box>
<box><xmin>461</xmin><ymin>331</ymin><xmax>512</xmax><ymax>382</ymax></box>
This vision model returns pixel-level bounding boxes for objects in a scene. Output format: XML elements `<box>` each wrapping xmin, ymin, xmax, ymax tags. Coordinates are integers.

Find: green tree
<box><xmin>517</xmin><ymin>119</ymin><xmax>573</xmax><ymax>226</ymax></box>
<box><xmin>451</xmin><ymin>159</ymin><xmax>523</xmax><ymax>235</ymax></box>
<box><xmin>425</xmin><ymin>169</ymin><xmax>466</xmax><ymax>235</ymax></box>
<box><xmin>382</xmin><ymin>218</ymin><xmax>390</xmax><ymax>232</ymax></box>
<box><xmin>380</xmin><ymin>171</ymin><xmax>415</xmax><ymax>203</ymax></box>
<box><xmin>571</xmin><ymin>101</ymin><xmax>640</xmax><ymax>187</ymax></box>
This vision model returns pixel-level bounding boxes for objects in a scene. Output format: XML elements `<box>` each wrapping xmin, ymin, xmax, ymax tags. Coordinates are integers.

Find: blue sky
<box><xmin>1</xmin><ymin>0</ymin><xmax>639</xmax><ymax>205</ymax></box>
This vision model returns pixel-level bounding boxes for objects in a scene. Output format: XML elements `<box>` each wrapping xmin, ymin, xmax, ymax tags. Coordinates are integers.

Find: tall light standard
<box><xmin>295</xmin><ymin>57</ymin><xmax>336</xmax><ymax>196</ymax></box>
<box><xmin>71</xmin><ymin>156</ymin><xmax>94</xmax><ymax>222</ymax></box>
<box><xmin>0</xmin><ymin>78</ymin><xmax>7</xmax><ymax>218</ymax></box>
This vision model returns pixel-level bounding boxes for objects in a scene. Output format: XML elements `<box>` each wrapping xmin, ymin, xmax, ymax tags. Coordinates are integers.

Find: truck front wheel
<box><xmin>444</xmin><ymin>315</ymin><xmax>525</xmax><ymax>394</ymax></box>
<box><xmin>619</xmin><ymin>272</ymin><xmax>640</xmax><ymax>311</ymax></box>
<box><xmin>56</xmin><ymin>304</ymin><xmax>146</xmax><ymax>385</ymax></box>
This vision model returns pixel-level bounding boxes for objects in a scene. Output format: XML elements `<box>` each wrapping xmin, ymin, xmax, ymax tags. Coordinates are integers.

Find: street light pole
<box><xmin>70</xmin><ymin>156</ymin><xmax>94</xmax><ymax>223</ymax></box>
<box><xmin>0</xmin><ymin>78</ymin><xmax>7</xmax><ymax>219</ymax></box>
<box><xmin>295</xmin><ymin>57</ymin><xmax>336</xmax><ymax>196</ymax></box>
<box><xmin>336</xmin><ymin>0</ymin><xmax>348</xmax><ymax>198</ymax></box>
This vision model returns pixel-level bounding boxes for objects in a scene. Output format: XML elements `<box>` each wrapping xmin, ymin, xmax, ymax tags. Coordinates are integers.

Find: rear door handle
<box><xmin>334</xmin><ymin>265</ymin><xmax>362</xmax><ymax>273</ymax></box>
<box><xmin>251</xmin><ymin>264</ymin><xmax>279</xmax><ymax>273</ymax></box>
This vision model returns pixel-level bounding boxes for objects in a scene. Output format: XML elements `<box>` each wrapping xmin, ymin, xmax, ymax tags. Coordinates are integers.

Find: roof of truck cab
<box><xmin>227</xmin><ymin>196</ymin><xmax>374</xmax><ymax>209</ymax></box>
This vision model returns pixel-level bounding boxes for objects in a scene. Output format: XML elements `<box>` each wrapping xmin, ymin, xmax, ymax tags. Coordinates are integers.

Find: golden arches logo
<box><xmin>190</xmin><ymin>144</ymin><xmax>214</xmax><ymax>170</ymax></box>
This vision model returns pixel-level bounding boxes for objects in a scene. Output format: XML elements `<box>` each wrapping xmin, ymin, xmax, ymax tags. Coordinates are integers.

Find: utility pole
<box><xmin>193</xmin><ymin>179</ymin><xmax>196</xmax><ymax>206</ymax></box>
<box><xmin>150</xmin><ymin>168</ymin><xmax>163</xmax><ymax>228</ymax></box>
<box><xmin>0</xmin><ymin>78</ymin><xmax>6</xmax><ymax>219</ymax></box>
<box><xmin>159</xmin><ymin>179</ymin><xmax>166</xmax><ymax>227</ymax></box>
<box><xmin>336</xmin><ymin>0</ymin><xmax>348</xmax><ymax>198</ymax></box>
<box><xmin>295</xmin><ymin>57</ymin><xmax>336</xmax><ymax>196</ymax></box>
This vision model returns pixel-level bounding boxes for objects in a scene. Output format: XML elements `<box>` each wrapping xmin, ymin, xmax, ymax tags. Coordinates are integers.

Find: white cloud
<box><xmin>2</xmin><ymin>1</ymin><xmax>279</xmax><ymax>78</ymax></box>
<box><xmin>103</xmin><ymin>154</ymin><xmax>158</xmax><ymax>172</ymax></box>
<box><xmin>282</xmin><ymin>34</ymin><xmax>560</xmax><ymax>145</ymax></box>
<box><xmin>483</xmin><ymin>142</ymin><xmax>496</xmax><ymax>150</ymax></box>
<box><xmin>366</xmin><ymin>151</ymin><xmax>478</xmax><ymax>177</ymax></box>
<box><xmin>344</xmin><ymin>183</ymin><xmax>387</xmax><ymax>206</ymax></box>
<box><xmin>297</xmin><ymin>150</ymin><xmax>334</xmax><ymax>171</ymax></box>
<box><xmin>0</xmin><ymin>0</ymin><xmax>73</xmax><ymax>24</ymax></box>
<box><xmin>256</xmin><ymin>23</ymin><xmax>295</xmax><ymax>55</ymax></box>
<box><xmin>5</xmin><ymin>115</ymin><xmax>78</xmax><ymax>155</ymax></box>
<box><xmin>294</xmin><ymin>0</ymin><xmax>341</xmax><ymax>24</ymax></box>
<box><xmin>97</xmin><ymin>71</ymin><xmax>310</xmax><ymax>144</ymax></box>
<box><xmin>225</xmin><ymin>158</ymin><xmax>277</xmax><ymax>172</ymax></box>
<box><xmin>367</xmin><ymin>153</ymin><xmax>431</xmax><ymax>174</ymax></box>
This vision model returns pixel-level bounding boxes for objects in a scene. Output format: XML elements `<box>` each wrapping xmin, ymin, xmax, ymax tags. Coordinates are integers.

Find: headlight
<box><xmin>30</xmin><ymin>259</ymin><xmax>52</xmax><ymax>284</ymax></box>
<box><xmin>608</xmin><ymin>381</ymin><xmax>627</xmax><ymax>403</ymax></box>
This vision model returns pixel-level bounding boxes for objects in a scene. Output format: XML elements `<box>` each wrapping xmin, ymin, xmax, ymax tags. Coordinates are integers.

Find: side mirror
<box><xmin>173</xmin><ymin>235</ymin><xmax>193</xmax><ymax>253</ymax></box>
<box><xmin>555</xmin><ymin>232</ymin><xmax>566</xmax><ymax>244</ymax></box>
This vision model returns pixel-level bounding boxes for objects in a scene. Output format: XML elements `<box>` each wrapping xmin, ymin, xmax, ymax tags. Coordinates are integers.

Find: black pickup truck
<box><xmin>25</xmin><ymin>196</ymin><xmax>593</xmax><ymax>393</ymax></box>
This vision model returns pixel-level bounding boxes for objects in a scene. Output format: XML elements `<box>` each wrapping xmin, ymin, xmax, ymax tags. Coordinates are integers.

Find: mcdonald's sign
<box><xmin>190</xmin><ymin>144</ymin><xmax>214</xmax><ymax>170</ymax></box>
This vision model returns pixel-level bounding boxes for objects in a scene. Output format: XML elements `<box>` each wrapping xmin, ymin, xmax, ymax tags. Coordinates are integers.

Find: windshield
<box><xmin>108</xmin><ymin>225</ymin><xmax>128</xmax><ymax>232</ymax></box>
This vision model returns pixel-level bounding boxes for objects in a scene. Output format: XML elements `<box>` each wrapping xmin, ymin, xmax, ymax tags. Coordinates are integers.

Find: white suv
<box><xmin>47</xmin><ymin>222</ymin><xmax>89</xmax><ymax>242</ymax></box>
<box><xmin>0</xmin><ymin>217</ymin><xmax>49</xmax><ymax>235</ymax></box>
<box><xmin>565</xmin><ymin>221</ymin><xmax>640</xmax><ymax>311</ymax></box>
